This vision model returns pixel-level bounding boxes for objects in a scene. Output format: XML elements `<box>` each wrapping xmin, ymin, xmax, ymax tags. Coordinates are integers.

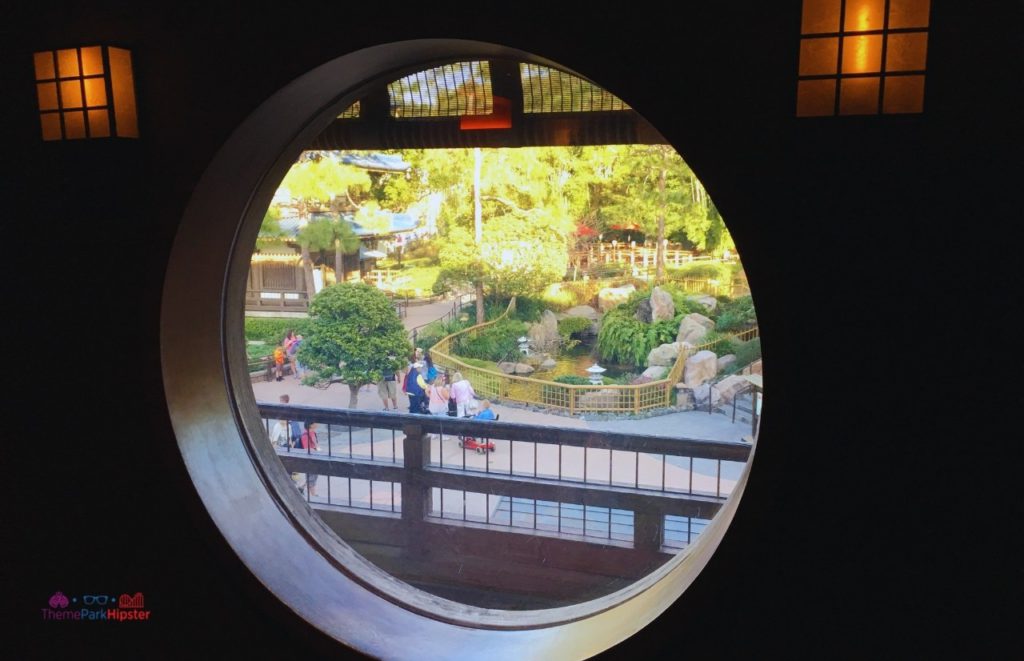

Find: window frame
<box><xmin>161</xmin><ymin>39</ymin><xmax>754</xmax><ymax>658</ymax></box>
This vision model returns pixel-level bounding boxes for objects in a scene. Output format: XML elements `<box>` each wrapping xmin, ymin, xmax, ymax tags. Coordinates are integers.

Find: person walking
<box><xmin>377</xmin><ymin>356</ymin><xmax>401</xmax><ymax>411</ymax></box>
<box><xmin>298</xmin><ymin>421</ymin><xmax>321</xmax><ymax>498</ymax></box>
<box><xmin>272</xmin><ymin>342</ymin><xmax>286</xmax><ymax>382</ymax></box>
<box><xmin>449</xmin><ymin>371</ymin><xmax>478</xmax><ymax>418</ymax></box>
<box><xmin>427</xmin><ymin>373</ymin><xmax>450</xmax><ymax>416</ymax></box>
<box><xmin>404</xmin><ymin>360</ymin><xmax>428</xmax><ymax>414</ymax></box>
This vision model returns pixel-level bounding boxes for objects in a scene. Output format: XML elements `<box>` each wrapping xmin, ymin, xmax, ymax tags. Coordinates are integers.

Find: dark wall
<box><xmin>4</xmin><ymin>2</ymin><xmax>1018</xmax><ymax>658</ymax></box>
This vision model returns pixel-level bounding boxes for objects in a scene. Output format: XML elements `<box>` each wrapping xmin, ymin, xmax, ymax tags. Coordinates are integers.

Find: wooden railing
<box><xmin>428</xmin><ymin>297</ymin><xmax>759</xmax><ymax>415</ymax></box>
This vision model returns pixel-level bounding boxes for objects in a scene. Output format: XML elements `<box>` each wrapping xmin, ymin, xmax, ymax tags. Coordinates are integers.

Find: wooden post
<box><xmin>634</xmin><ymin>511</ymin><xmax>663</xmax><ymax>552</ymax></box>
<box><xmin>634</xmin><ymin>388</ymin><xmax>641</xmax><ymax>414</ymax></box>
<box><xmin>569</xmin><ymin>388</ymin><xmax>575</xmax><ymax>415</ymax></box>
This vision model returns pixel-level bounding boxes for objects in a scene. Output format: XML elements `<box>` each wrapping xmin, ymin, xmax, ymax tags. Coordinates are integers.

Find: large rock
<box><xmin>748</xmin><ymin>359</ymin><xmax>763</xmax><ymax>376</ymax></box>
<box><xmin>647</xmin><ymin>342</ymin><xmax>682</xmax><ymax>367</ymax></box>
<box><xmin>717</xmin><ymin>354</ymin><xmax>737</xmax><ymax>373</ymax></box>
<box><xmin>564</xmin><ymin>305</ymin><xmax>600</xmax><ymax>321</ymax></box>
<box><xmin>577</xmin><ymin>389</ymin><xmax>623</xmax><ymax>408</ymax></box>
<box><xmin>497</xmin><ymin>361</ymin><xmax>517</xmax><ymax>374</ymax></box>
<box><xmin>527</xmin><ymin>310</ymin><xmax>561</xmax><ymax>352</ymax></box>
<box><xmin>686</xmin><ymin>294</ymin><xmax>718</xmax><ymax>313</ymax></box>
<box><xmin>683</xmin><ymin>349</ymin><xmax>717</xmax><ymax>387</ymax></box>
<box><xmin>634</xmin><ymin>298</ymin><xmax>653</xmax><ymax>323</ymax></box>
<box><xmin>714</xmin><ymin>374</ymin><xmax>750</xmax><ymax>404</ymax></box>
<box><xmin>692</xmin><ymin>382</ymin><xmax>723</xmax><ymax>410</ymax></box>
<box><xmin>630</xmin><ymin>375</ymin><xmax>653</xmax><ymax>385</ymax></box>
<box><xmin>673</xmin><ymin>384</ymin><xmax>697</xmax><ymax>411</ymax></box>
<box><xmin>677</xmin><ymin>313</ymin><xmax>715</xmax><ymax>345</ymax></box>
<box><xmin>597</xmin><ymin>284</ymin><xmax>636</xmax><ymax>312</ymax></box>
<box><xmin>641</xmin><ymin>365</ymin><xmax>668</xmax><ymax>380</ymax></box>
<box><xmin>650</xmin><ymin>286</ymin><xmax>676</xmax><ymax>321</ymax></box>
<box><xmin>513</xmin><ymin>363</ymin><xmax>535</xmax><ymax>375</ymax></box>
<box><xmin>539</xmin><ymin>357</ymin><xmax>557</xmax><ymax>370</ymax></box>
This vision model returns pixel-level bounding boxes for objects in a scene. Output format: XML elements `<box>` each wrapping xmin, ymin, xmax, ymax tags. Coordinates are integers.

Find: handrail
<box><xmin>257</xmin><ymin>403</ymin><xmax>751</xmax><ymax>461</ymax></box>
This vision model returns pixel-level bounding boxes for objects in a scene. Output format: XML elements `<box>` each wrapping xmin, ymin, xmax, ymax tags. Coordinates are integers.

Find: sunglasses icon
<box><xmin>82</xmin><ymin>595</ymin><xmax>110</xmax><ymax>605</ymax></box>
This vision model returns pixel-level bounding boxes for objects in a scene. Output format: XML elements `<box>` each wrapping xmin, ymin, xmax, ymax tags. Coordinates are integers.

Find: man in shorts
<box><xmin>377</xmin><ymin>356</ymin><xmax>401</xmax><ymax>411</ymax></box>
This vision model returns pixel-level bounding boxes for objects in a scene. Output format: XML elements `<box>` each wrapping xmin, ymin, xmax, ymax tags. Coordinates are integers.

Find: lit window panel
<box><xmin>797</xmin><ymin>0</ymin><xmax>930</xmax><ymax>117</ymax></box>
<box><xmin>33</xmin><ymin>46</ymin><xmax>138</xmax><ymax>140</ymax></box>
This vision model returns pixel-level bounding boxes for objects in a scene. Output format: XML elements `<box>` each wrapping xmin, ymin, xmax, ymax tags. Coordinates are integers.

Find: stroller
<box><xmin>457</xmin><ymin>412</ymin><xmax>498</xmax><ymax>454</ymax></box>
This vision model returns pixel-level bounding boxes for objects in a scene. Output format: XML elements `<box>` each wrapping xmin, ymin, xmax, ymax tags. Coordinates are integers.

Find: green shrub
<box><xmin>244</xmin><ymin>317</ymin><xmax>314</xmax><ymax>344</ymax></box>
<box><xmin>509</xmin><ymin>296</ymin><xmax>545</xmax><ymax>322</ymax></box>
<box><xmin>558</xmin><ymin>317</ymin><xmax>592</xmax><ymax>338</ymax></box>
<box><xmin>554</xmin><ymin>375</ymin><xmax>590</xmax><ymax>385</ymax></box>
<box><xmin>414</xmin><ymin>317</ymin><xmax>470</xmax><ymax>350</ymax></box>
<box><xmin>693</xmin><ymin>329</ymin><xmax>737</xmax><ymax>356</ymax></box>
<box><xmin>733</xmin><ymin>337</ymin><xmax>761</xmax><ymax>367</ymax></box>
<box><xmin>715</xmin><ymin>295</ymin><xmax>758</xmax><ymax>332</ymax></box>
<box><xmin>453</xmin><ymin>318</ymin><xmax>529</xmax><ymax>362</ymax></box>
<box><xmin>665</xmin><ymin>261</ymin><xmax>732</xmax><ymax>282</ymax></box>
<box><xmin>597</xmin><ymin>305</ymin><xmax>679</xmax><ymax>368</ymax></box>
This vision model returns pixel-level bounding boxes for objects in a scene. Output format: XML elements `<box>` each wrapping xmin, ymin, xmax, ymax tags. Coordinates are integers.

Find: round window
<box><xmin>162</xmin><ymin>39</ymin><xmax>759</xmax><ymax>659</ymax></box>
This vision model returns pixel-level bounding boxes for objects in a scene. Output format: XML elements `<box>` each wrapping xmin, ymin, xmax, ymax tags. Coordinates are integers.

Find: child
<box><xmin>272</xmin><ymin>343</ymin><xmax>286</xmax><ymax>382</ymax></box>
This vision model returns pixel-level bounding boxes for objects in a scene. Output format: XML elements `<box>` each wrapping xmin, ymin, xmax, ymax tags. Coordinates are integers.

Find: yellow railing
<box><xmin>429</xmin><ymin>297</ymin><xmax>760</xmax><ymax>415</ymax></box>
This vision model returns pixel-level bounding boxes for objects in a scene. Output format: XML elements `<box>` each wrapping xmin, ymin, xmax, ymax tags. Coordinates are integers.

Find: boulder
<box><xmin>641</xmin><ymin>365</ymin><xmax>668</xmax><ymax>380</ymax></box>
<box><xmin>748</xmin><ymin>359</ymin><xmax>763</xmax><ymax>376</ymax></box>
<box><xmin>682</xmin><ymin>350</ymin><xmax>717</xmax><ymax>387</ymax></box>
<box><xmin>497</xmin><ymin>361</ymin><xmax>517</xmax><ymax>374</ymax></box>
<box><xmin>539</xmin><ymin>358</ymin><xmax>557</xmax><ymax>370</ymax></box>
<box><xmin>527</xmin><ymin>310</ymin><xmax>561</xmax><ymax>352</ymax></box>
<box><xmin>717</xmin><ymin>354</ymin><xmax>737</xmax><ymax>373</ymax></box>
<box><xmin>677</xmin><ymin>313</ymin><xmax>715</xmax><ymax>345</ymax></box>
<box><xmin>577</xmin><ymin>389</ymin><xmax>623</xmax><ymax>408</ymax></box>
<box><xmin>692</xmin><ymin>382</ymin><xmax>723</xmax><ymax>410</ymax></box>
<box><xmin>513</xmin><ymin>363</ymin><xmax>535</xmax><ymax>375</ymax></box>
<box><xmin>630</xmin><ymin>375</ymin><xmax>653</xmax><ymax>385</ymax></box>
<box><xmin>673</xmin><ymin>384</ymin><xmax>697</xmax><ymax>411</ymax></box>
<box><xmin>634</xmin><ymin>298</ymin><xmax>651</xmax><ymax>323</ymax></box>
<box><xmin>714</xmin><ymin>374</ymin><xmax>750</xmax><ymax>404</ymax></box>
<box><xmin>564</xmin><ymin>305</ymin><xmax>600</xmax><ymax>321</ymax></box>
<box><xmin>686</xmin><ymin>294</ymin><xmax>718</xmax><ymax>313</ymax></box>
<box><xmin>650</xmin><ymin>286</ymin><xmax>676</xmax><ymax>321</ymax></box>
<box><xmin>597</xmin><ymin>284</ymin><xmax>636</xmax><ymax>312</ymax></box>
<box><xmin>647</xmin><ymin>342</ymin><xmax>682</xmax><ymax>367</ymax></box>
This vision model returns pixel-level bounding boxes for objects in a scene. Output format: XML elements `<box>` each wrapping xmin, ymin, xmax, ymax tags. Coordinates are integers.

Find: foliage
<box><xmin>507</xmin><ymin>296</ymin><xmax>546</xmax><ymax>323</ymax></box>
<box><xmin>553</xmin><ymin>375</ymin><xmax>591</xmax><ymax>385</ymax></box>
<box><xmin>597</xmin><ymin>301</ymin><xmax>679</xmax><ymax>368</ymax></box>
<box><xmin>558</xmin><ymin>316</ymin><xmax>592</xmax><ymax>338</ymax></box>
<box><xmin>244</xmin><ymin>317</ymin><xmax>314</xmax><ymax>344</ymax></box>
<box><xmin>664</xmin><ymin>261</ymin><xmax>733</xmax><ymax>282</ymax></box>
<box><xmin>297</xmin><ymin>283</ymin><xmax>411</xmax><ymax>404</ymax></box>
<box><xmin>732</xmin><ymin>337</ymin><xmax>761</xmax><ymax>368</ymax></box>
<box><xmin>693</xmin><ymin>329</ymin><xmax>736</xmax><ymax>357</ymax></box>
<box><xmin>414</xmin><ymin>317</ymin><xmax>471</xmax><ymax>351</ymax></box>
<box><xmin>715</xmin><ymin>295</ymin><xmax>758</xmax><ymax>332</ymax></box>
<box><xmin>456</xmin><ymin>357</ymin><xmax>500</xmax><ymax>371</ymax></box>
<box><xmin>451</xmin><ymin>318</ymin><xmax>529</xmax><ymax>362</ymax></box>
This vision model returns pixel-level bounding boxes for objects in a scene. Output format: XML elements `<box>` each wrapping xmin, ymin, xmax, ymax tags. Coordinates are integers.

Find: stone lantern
<box><xmin>586</xmin><ymin>363</ymin><xmax>606</xmax><ymax>385</ymax></box>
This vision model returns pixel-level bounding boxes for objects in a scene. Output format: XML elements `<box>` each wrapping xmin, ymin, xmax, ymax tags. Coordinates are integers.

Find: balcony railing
<box><xmin>258</xmin><ymin>404</ymin><xmax>750</xmax><ymax>553</ymax></box>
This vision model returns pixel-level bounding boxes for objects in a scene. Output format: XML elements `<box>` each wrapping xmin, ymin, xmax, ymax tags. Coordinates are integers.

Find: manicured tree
<box><xmin>297</xmin><ymin>283</ymin><xmax>411</xmax><ymax>407</ymax></box>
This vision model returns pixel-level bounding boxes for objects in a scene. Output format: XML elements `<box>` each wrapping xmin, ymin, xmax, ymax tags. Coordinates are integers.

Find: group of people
<box><xmin>383</xmin><ymin>347</ymin><xmax>494</xmax><ymax>420</ymax></box>
<box><xmin>272</xmin><ymin>330</ymin><xmax>304</xmax><ymax>382</ymax></box>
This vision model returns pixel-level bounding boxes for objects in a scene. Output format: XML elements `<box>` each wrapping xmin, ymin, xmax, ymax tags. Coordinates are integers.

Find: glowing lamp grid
<box><xmin>34</xmin><ymin>46</ymin><xmax>138</xmax><ymax>140</ymax></box>
<box><xmin>797</xmin><ymin>0</ymin><xmax>929</xmax><ymax>117</ymax></box>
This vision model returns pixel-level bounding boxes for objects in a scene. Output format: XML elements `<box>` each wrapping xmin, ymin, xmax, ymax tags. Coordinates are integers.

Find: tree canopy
<box><xmin>297</xmin><ymin>283</ymin><xmax>410</xmax><ymax>406</ymax></box>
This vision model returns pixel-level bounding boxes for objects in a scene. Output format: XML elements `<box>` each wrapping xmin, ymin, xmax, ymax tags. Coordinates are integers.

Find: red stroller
<box><xmin>457</xmin><ymin>413</ymin><xmax>498</xmax><ymax>453</ymax></box>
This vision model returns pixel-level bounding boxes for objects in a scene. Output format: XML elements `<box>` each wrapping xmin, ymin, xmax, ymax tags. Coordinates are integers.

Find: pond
<box><xmin>534</xmin><ymin>340</ymin><xmax>635</xmax><ymax>381</ymax></box>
